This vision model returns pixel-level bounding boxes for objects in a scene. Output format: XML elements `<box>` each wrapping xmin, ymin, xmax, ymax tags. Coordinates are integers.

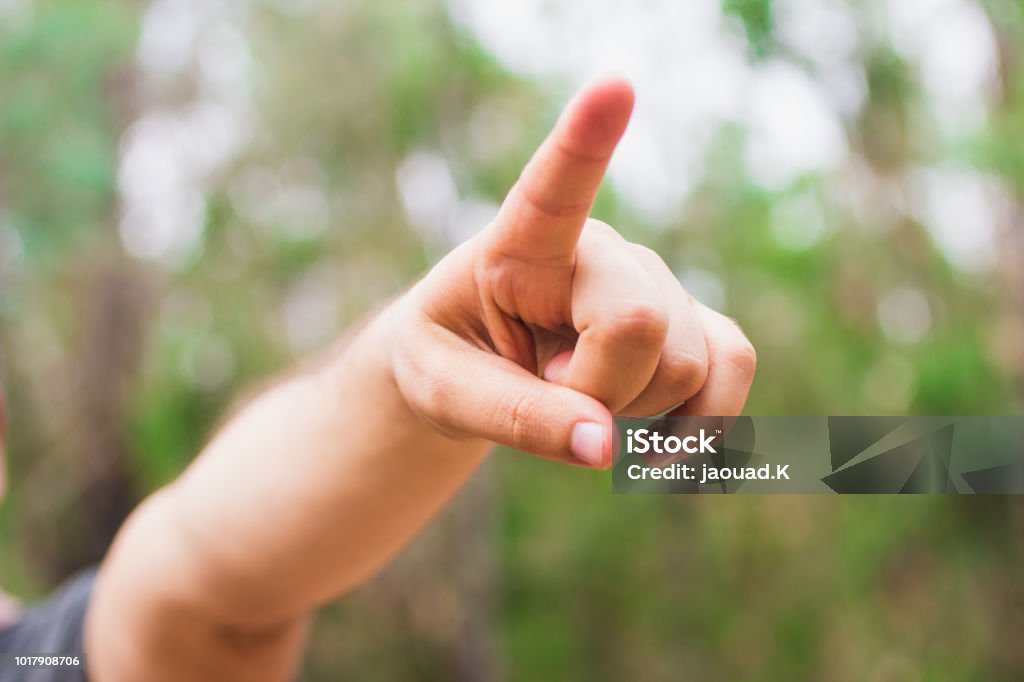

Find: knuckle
<box><xmin>607</xmin><ymin>300</ymin><xmax>670</xmax><ymax>346</ymax></box>
<box><xmin>393</xmin><ymin>343</ymin><xmax>453</xmax><ymax>425</ymax></box>
<box><xmin>553</xmin><ymin>137</ymin><xmax>606</xmax><ymax>165</ymax></box>
<box><xmin>577</xmin><ymin>219</ymin><xmax>619</xmax><ymax>246</ymax></box>
<box><xmin>723</xmin><ymin>339</ymin><xmax>757</xmax><ymax>382</ymax></box>
<box><xmin>630</xmin><ymin>243</ymin><xmax>663</xmax><ymax>266</ymax></box>
<box><xmin>413</xmin><ymin>374</ymin><xmax>454</xmax><ymax>424</ymax></box>
<box><xmin>660</xmin><ymin>349</ymin><xmax>709</xmax><ymax>397</ymax></box>
<box><xmin>496</xmin><ymin>389</ymin><xmax>539</xmax><ymax>450</ymax></box>
<box><xmin>584</xmin><ymin>218</ymin><xmax>616</xmax><ymax>234</ymax></box>
<box><xmin>518</xmin><ymin>181</ymin><xmax>589</xmax><ymax>219</ymax></box>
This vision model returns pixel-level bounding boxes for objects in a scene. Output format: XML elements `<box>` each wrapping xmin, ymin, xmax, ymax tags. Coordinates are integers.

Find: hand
<box><xmin>390</xmin><ymin>76</ymin><xmax>756</xmax><ymax>468</ymax></box>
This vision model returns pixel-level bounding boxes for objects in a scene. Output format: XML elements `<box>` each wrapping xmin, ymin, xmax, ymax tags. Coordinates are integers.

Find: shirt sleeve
<box><xmin>0</xmin><ymin>567</ymin><xmax>96</xmax><ymax>682</ymax></box>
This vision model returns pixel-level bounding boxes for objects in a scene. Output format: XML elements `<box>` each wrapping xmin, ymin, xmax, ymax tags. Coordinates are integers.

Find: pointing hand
<box><xmin>391</xmin><ymin>77</ymin><xmax>756</xmax><ymax>468</ymax></box>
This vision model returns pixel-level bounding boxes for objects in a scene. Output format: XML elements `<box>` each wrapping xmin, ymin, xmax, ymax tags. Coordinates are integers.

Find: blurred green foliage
<box><xmin>724</xmin><ymin>0</ymin><xmax>775</xmax><ymax>58</ymax></box>
<box><xmin>2</xmin><ymin>0</ymin><xmax>1024</xmax><ymax>680</ymax></box>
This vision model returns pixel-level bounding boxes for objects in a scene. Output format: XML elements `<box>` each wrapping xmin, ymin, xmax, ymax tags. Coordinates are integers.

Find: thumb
<box><xmin>399</xmin><ymin>340</ymin><xmax>613</xmax><ymax>468</ymax></box>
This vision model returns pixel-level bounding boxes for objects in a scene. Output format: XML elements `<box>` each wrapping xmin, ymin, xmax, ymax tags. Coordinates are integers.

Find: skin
<box><xmin>3</xmin><ymin>78</ymin><xmax>756</xmax><ymax>680</ymax></box>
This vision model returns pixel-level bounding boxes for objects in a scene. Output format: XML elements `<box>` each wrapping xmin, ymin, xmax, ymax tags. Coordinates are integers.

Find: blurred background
<box><xmin>2</xmin><ymin>0</ymin><xmax>1024</xmax><ymax>679</ymax></box>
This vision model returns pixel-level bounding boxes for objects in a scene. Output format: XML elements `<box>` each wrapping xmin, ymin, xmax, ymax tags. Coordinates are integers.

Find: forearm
<box><xmin>171</xmin><ymin>299</ymin><xmax>489</xmax><ymax>617</ymax></box>
<box><xmin>87</xmin><ymin>299</ymin><xmax>491</xmax><ymax>680</ymax></box>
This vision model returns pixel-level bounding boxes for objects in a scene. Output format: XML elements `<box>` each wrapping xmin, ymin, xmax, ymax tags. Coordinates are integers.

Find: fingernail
<box><xmin>571</xmin><ymin>422</ymin><xmax>606</xmax><ymax>468</ymax></box>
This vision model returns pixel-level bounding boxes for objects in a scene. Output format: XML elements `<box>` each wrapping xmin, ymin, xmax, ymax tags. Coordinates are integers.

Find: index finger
<box><xmin>486</xmin><ymin>76</ymin><xmax>635</xmax><ymax>265</ymax></box>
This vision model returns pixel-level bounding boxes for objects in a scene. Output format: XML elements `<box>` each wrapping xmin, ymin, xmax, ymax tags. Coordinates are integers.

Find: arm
<box><xmin>85</xmin><ymin>77</ymin><xmax>756</xmax><ymax>681</ymax></box>
<box><xmin>85</xmin><ymin>306</ymin><xmax>492</xmax><ymax>681</ymax></box>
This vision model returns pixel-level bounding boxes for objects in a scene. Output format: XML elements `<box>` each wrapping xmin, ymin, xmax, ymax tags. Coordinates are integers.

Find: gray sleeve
<box><xmin>0</xmin><ymin>568</ymin><xmax>96</xmax><ymax>682</ymax></box>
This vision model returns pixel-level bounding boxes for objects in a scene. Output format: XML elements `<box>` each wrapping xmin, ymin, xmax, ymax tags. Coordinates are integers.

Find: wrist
<box><xmin>321</xmin><ymin>294</ymin><xmax>481</xmax><ymax>447</ymax></box>
<box><xmin>320</xmin><ymin>297</ymin><xmax>406</xmax><ymax>413</ymax></box>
